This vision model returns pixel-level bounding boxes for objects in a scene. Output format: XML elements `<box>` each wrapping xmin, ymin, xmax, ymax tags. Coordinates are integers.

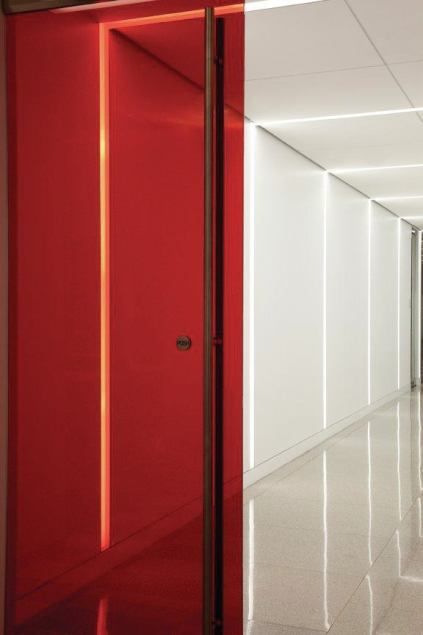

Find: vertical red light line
<box><xmin>96</xmin><ymin>597</ymin><xmax>109</xmax><ymax>635</ymax></box>
<box><xmin>99</xmin><ymin>23</ymin><xmax>110</xmax><ymax>552</ymax></box>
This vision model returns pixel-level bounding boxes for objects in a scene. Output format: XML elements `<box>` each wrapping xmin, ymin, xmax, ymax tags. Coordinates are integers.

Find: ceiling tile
<box><xmin>246</xmin><ymin>0</ymin><xmax>382</xmax><ymax>80</ymax></box>
<box><xmin>389</xmin><ymin>61</ymin><xmax>423</xmax><ymax>106</ymax></box>
<box><xmin>265</xmin><ymin>113</ymin><xmax>423</xmax><ymax>163</ymax></box>
<box><xmin>347</xmin><ymin>0</ymin><xmax>423</xmax><ymax>64</ymax></box>
<box><xmin>245</xmin><ymin>66</ymin><xmax>409</xmax><ymax>121</ymax></box>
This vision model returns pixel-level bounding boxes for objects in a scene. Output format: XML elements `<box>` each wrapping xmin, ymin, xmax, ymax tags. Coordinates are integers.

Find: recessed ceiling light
<box><xmin>245</xmin><ymin>0</ymin><xmax>326</xmax><ymax>11</ymax></box>
<box><xmin>329</xmin><ymin>163</ymin><xmax>423</xmax><ymax>175</ymax></box>
<box><xmin>256</xmin><ymin>107</ymin><xmax>423</xmax><ymax>126</ymax></box>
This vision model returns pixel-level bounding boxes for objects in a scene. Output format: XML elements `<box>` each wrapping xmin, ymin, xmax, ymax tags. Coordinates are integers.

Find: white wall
<box><xmin>412</xmin><ymin>230</ymin><xmax>421</xmax><ymax>383</ymax></box>
<box><xmin>400</xmin><ymin>220</ymin><xmax>412</xmax><ymax>388</ymax></box>
<box><xmin>244</xmin><ymin>125</ymin><xmax>418</xmax><ymax>485</ymax></box>
<box><xmin>326</xmin><ymin>175</ymin><xmax>368</xmax><ymax>425</ymax></box>
<box><xmin>251</xmin><ymin>127</ymin><xmax>324</xmax><ymax>469</ymax></box>
<box><xmin>370</xmin><ymin>203</ymin><xmax>399</xmax><ymax>402</ymax></box>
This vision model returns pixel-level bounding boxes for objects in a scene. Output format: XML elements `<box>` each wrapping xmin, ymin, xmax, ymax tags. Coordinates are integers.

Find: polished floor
<box><xmin>244</xmin><ymin>388</ymin><xmax>423</xmax><ymax>634</ymax></box>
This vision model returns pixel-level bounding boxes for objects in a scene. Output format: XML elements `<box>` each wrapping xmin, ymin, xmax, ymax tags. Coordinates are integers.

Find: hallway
<box><xmin>244</xmin><ymin>388</ymin><xmax>423</xmax><ymax>634</ymax></box>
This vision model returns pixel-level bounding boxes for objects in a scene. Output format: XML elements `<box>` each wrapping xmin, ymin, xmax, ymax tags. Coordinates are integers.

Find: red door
<box><xmin>6</xmin><ymin>4</ymin><xmax>243</xmax><ymax>634</ymax></box>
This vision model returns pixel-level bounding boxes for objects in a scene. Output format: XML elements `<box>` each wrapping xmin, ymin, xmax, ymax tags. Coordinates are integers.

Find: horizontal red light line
<box><xmin>103</xmin><ymin>8</ymin><xmax>205</xmax><ymax>30</ymax></box>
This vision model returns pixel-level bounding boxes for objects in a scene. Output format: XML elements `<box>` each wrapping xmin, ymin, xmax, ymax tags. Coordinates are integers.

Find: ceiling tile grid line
<box><xmin>343</xmin><ymin>0</ymin><xmax>423</xmax><ymax>129</ymax></box>
<box><xmin>244</xmin><ymin>0</ymin><xmax>423</xmax><ymax>227</ymax></box>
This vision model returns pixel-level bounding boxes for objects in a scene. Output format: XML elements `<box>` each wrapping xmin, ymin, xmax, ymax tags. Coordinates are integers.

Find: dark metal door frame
<box><xmin>204</xmin><ymin>8</ymin><xmax>226</xmax><ymax>633</ymax></box>
<box><xmin>203</xmin><ymin>8</ymin><xmax>214</xmax><ymax>634</ymax></box>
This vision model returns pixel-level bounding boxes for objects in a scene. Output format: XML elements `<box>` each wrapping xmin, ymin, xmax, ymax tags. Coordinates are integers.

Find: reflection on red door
<box><xmin>6</xmin><ymin>2</ymin><xmax>244</xmax><ymax>633</ymax></box>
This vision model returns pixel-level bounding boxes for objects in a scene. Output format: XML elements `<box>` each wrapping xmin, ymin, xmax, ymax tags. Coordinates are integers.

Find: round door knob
<box><xmin>176</xmin><ymin>335</ymin><xmax>192</xmax><ymax>351</ymax></box>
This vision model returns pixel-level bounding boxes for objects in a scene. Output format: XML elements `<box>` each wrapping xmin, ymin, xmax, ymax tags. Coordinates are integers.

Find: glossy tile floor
<box><xmin>244</xmin><ymin>388</ymin><xmax>423</xmax><ymax>634</ymax></box>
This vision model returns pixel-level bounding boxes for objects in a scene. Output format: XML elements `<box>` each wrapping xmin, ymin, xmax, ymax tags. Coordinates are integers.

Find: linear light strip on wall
<box><xmin>322</xmin><ymin>172</ymin><xmax>328</xmax><ymax>428</ymax></box>
<box><xmin>398</xmin><ymin>219</ymin><xmax>401</xmax><ymax>390</ymax></box>
<box><xmin>99</xmin><ymin>23</ymin><xmax>110</xmax><ymax>552</ymax></box>
<box><xmin>368</xmin><ymin>201</ymin><xmax>372</xmax><ymax>405</ymax></box>
<box><xmin>418</xmin><ymin>232</ymin><xmax>422</xmax><ymax>381</ymax></box>
<box><xmin>249</xmin><ymin>123</ymin><xmax>257</xmax><ymax>469</ymax></box>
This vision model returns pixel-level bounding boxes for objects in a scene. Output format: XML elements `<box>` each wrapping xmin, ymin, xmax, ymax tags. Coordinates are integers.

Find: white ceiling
<box><xmin>245</xmin><ymin>0</ymin><xmax>423</xmax><ymax>228</ymax></box>
<box><xmin>375</xmin><ymin>197</ymin><xmax>423</xmax><ymax>222</ymax></box>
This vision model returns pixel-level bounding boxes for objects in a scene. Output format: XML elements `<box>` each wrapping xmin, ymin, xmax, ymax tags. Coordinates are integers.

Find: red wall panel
<box><xmin>7</xmin><ymin>11</ymin><xmax>101</xmax><ymax>602</ymax></box>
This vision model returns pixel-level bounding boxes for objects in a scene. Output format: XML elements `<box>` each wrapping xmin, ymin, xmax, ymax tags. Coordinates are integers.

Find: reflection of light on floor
<box><xmin>401</xmin><ymin>574</ymin><xmax>423</xmax><ymax>584</ymax></box>
<box><xmin>396</xmin><ymin>530</ymin><xmax>401</xmax><ymax>578</ymax></box>
<box><xmin>397</xmin><ymin>219</ymin><xmax>401</xmax><ymax>389</ymax></box>
<box><xmin>367</xmin><ymin>422</ymin><xmax>372</xmax><ymax>565</ymax></box>
<box><xmin>248</xmin><ymin>499</ymin><xmax>255</xmax><ymax>624</ymax></box>
<box><xmin>418</xmin><ymin>392</ymin><xmax>422</xmax><ymax>495</ymax></box>
<box><xmin>323</xmin><ymin>172</ymin><xmax>328</xmax><ymax>429</ymax></box>
<box><xmin>397</xmin><ymin>402</ymin><xmax>402</xmax><ymax>521</ymax></box>
<box><xmin>418</xmin><ymin>232</ymin><xmax>422</xmax><ymax>381</ymax></box>
<box><xmin>397</xmin><ymin>501</ymin><xmax>423</xmax><ymax>583</ymax></box>
<box><xmin>366</xmin><ymin>575</ymin><xmax>374</xmax><ymax>635</ymax></box>
<box><xmin>96</xmin><ymin>597</ymin><xmax>109</xmax><ymax>635</ymax></box>
<box><xmin>323</xmin><ymin>451</ymin><xmax>329</xmax><ymax>630</ymax></box>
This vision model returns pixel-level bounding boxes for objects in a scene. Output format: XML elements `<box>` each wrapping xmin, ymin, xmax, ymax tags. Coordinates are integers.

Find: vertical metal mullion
<box><xmin>203</xmin><ymin>7</ymin><xmax>215</xmax><ymax>635</ymax></box>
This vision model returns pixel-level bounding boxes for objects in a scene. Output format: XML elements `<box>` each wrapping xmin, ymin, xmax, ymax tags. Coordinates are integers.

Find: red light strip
<box><xmin>103</xmin><ymin>7</ymin><xmax>205</xmax><ymax>30</ymax></box>
<box><xmin>215</xmin><ymin>3</ymin><xmax>243</xmax><ymax>14</ymax></box>
<box><xmin>99</xmin><ymin>22</ymin><xmax>110</xmax><ymax>552</ymax></box>
<box><xmin>96</xmin><ymin>597</ymin><xmax>109</xmax><ymax>635</ymax></box>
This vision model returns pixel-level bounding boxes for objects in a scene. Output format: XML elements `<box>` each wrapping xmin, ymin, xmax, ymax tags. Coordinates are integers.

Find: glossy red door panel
<box><xmin>109</xmin><ymin>22</ymin><xmax>204</xmax><ymax>548</ymax></box>
<box><xmin>6</xmin><ymin>3</ymin><xmax>244</xmax><ymax>633</ymax></box>
<box><xmin>7</xmin><ymin>10</ymin><xmax>102</xmax><ymax>602</ymax></box>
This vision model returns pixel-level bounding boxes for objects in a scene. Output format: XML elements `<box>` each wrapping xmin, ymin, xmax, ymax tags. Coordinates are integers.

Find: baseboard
<box><xmin>243</xmin><ymin>385</ymin><xmax>411</xmax><ymax>488</ymax></box>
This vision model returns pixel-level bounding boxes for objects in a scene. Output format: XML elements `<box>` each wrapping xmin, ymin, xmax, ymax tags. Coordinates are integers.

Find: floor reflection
<box><xmin>244</xmin><ymin>388</ymin><xmax>423</xmax><ymax>634</ymax></box>
<box><xmin>16</xmin><ymin>516</ymin><xmax>203</xmax><ymax>635</ymax></box>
